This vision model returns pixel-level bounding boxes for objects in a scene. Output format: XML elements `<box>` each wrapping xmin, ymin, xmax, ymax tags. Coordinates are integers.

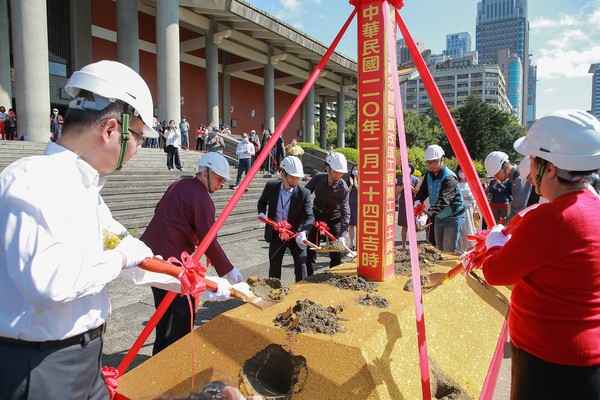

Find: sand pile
<box><xmin>274</xmin><ymin>299</ymin><xmax>345</xmax><ymax>335</ymax></box>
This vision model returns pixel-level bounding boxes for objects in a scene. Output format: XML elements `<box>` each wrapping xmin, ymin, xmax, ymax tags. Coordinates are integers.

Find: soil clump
<box><xmin>274</xmin><ymin>299</ymin><xmax>345</xmax><ymax>335</ymax></box>
<box><xmin>356</xmin><ymin>294</ymin><xmax>389</xmax><ymax>308</ymax></box>
<box><xmin>394</xmin><ymin>243</ymin><xmax>444</xmax><ymax>276</ymax></box>
<box><xmin>305</xmin><ymin>272</ymin><xmax>375</xmax><ymax>292</ymax></box>
<box><xmin>247</xmin><ymin>276</ymin><xmax>289</xmax><ymax>302</ymax></box>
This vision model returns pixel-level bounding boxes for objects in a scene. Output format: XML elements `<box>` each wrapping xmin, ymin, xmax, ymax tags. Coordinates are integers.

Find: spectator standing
<box><xmin>347</xmin><ymin>165</ymin><xmax>359</xmax><ymax>251</ymax></box>
<box><xmin>5</xmin><ymin>108</ymin><xmax>16</xmax><ymax>141</ymax></box>
<box><xmin>286</xmin><ymin>139</ymin><xmax>305</xmax><ymax>157</ymax></box>
<box><xmin>179</xmin><ymin>116</ymin><xmax>190</xmax><ymax>149</ymax></box>
<box><xmin>260</xmin><ymin>130</ymin><xmax>272</xmax><ymax>172</ymax></box>
<box><xmin>275</xmin><ymin>135</ymin><xmax>285</xmax><ymax>167</ymax></box>
<box><xmin>0</xmin><ymin>106</ymin><xmax>7</xmax><ymax>140</ymax></box>
<box><xmin>250</xmin><ymin>130</ymin><xmax>261</xmax><ymax>165</ymax></box>
<box><xmin>148</xmin><ymin>115</ymin><xmax>161</xmax><ymax>149</ymax></box>
<box><xmin>484</xmin><ymin>151</ymin><xmax>513</xmax><ymax>223</ymax></box>
<box><xmin>455</xmin><ymin>164</ymin><xmax>478</xmax><ymax>253</ymax></box>
<box><xmin>257</xmin><ymin>156</ymin><xmax>314</xmax><ymax>282</ymax></box>
<box><xmin>305</xmin><ymin>152</ymin><xmax>350</xmax><ymax>275</ymax></box>
<box><xmin>196</xmin><ymin>124</ymin><xmax>205</xmax><ymax>151</ymax></box>
<box><xmin>141</xmin><ymin>152</ymin><xmax>244</xmax><ymax>355</ymax></box>
<box><xmin>395</xmin><ymin>162</ymin><xmax>420</xmax><ymax>250</ymax></box>
<box><xmin>234</xmin><ymin>133</ymin><xmax>255</xmax><ymax>188</ymax></box>
<box><xmin>483</xmin><ymin>109</ymin><xmax>600</xmax><ymax>399</ymax></box>
<box><xmin>0</xmin><ymin>60</ymin><xmax>173</xmax><ymax>399</ymax></box>
<box><xmin>165</xmin><ymin>120</ymin><xmax>183</xmax><ymax>171</ymax></box>
<box><xmin>50</xmin><ymin>108</ymin><xmax>64</xmax><ymax>142</ymax></box>
<box><xmin>207</xmin><ymin>132</ymin><xmax>224</xmax><ymax>153</ymax></box>
<box><xmin>414</xmin><ymin>145</ymin><xmax>465</xmax><ymax>253</ymax></box>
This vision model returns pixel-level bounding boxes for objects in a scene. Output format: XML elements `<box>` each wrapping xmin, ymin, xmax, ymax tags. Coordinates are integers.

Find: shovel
<box><xmin>139</xmin><ymin>257</ymin><xmax>277</xmax><ymax>309</ymax></box>
<box><xmin>422</xmin><ymin>203</ymin><xmax>540</xmax><ymax>293</ymax></box>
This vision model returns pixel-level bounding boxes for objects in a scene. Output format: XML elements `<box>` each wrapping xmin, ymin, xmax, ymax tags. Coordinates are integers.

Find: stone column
<box><xmin>304</xmin><ymin>84</ymin><xmax>315</xmax><ymax>144</ymax></box>
<box><xmin>319</xmin><ymin>100</ymin><xmax>327</xmax><ymax>149</ymax></box>
<box><xmin>205</xmin><ymin>21</ymin><xmax>219</xmax><ymax>126</ymax></box>
<box><xmin>69</xmin><ymin>0</ymin><xmax>92</xmax><ymax>71</ymax></box>
<box><xmin>264</xmin><ymin>47</ymin><xmax>275</xmax><ymax>133</ymax></box>
<box><xmin>116</xmin><ymin>0</ymin><xmax>139</xmax><ymax>72</ymax></box>
<box><xmin>0</xmin><ymin>0</ymin><xmax>12</xmax><ymax>108</ymax></box>
<box><xmin>12</xmin><ymin>0</ymin><xmax>50</xmax><ymax>142</ymax></box>
<box><xmin>156</xmin><ymin>0</ymin><xmax>180</xmax><ymax>123</ymax></box>
<box><xmin>222</xmin><ymin>54</ymin><xmax>231</xmax><ymax>128</ymax></box>
<box><xmin>337</xmin><ymin>88</ymin><xmax>345</xmax><ymax>148</ymax></box>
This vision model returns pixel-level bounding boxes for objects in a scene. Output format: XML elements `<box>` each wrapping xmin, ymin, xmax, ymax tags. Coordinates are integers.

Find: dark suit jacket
<box><xmin>257</xmin><ymin>179</ymin><xmax>314</xmax><ymax>242</ymax></box>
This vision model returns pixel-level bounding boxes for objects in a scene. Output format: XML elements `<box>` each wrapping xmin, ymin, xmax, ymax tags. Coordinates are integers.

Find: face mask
<box><xmin>53</xmin><ymin>111</ymin><xmax>58</xmax><ymax>115</ymax></box>
<box><xmin>352</xmin><ymin>170</ymin><xmax>358</xmax><ymax>177</ymax></box>
<box><xmin>243</xmin><ymin>137</ymin><xmax>249</xmax><ymax>143</ymax></box>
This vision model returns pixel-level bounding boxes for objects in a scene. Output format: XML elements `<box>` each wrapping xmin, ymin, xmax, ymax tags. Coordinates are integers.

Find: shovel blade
<box><xmin>232</xmin><ymin>282</ymin><xmax>278</xmax><ymax>310</ymax></box>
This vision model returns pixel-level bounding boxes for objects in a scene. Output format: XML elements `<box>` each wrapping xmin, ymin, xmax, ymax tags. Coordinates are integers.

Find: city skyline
<box><xmin>248</xmin><ymin>0</ymin><xmax>600</xmax><ymax>120</ymax></box>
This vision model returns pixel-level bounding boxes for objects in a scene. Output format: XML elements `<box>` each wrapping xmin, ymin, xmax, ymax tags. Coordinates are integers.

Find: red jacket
<box><xmin>484</xmin><ymin>189</ymin><xmax>600</xmax><ymax>366</ymax></box>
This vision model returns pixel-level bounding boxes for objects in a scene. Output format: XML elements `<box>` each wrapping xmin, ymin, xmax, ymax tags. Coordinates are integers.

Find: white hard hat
<box><xmin>424</xmin><ymin>145</ymin><xmax>445</xmax><ymax>161</ymax></box>
<box><xmin>65</xmin><ymin>60</ymin><xmax>158</xmax><ymax>138</ymax></box>
<box><xmin>325</xmin><ymin>152</ymin><xmax>348</xmax><ymax>173</ymax></box>
<box><xmin>484</xmin><ymin>151</ymin><xmax>509</xmax><ymax>178</ymax></box>
<box><xmin>280</xmin><ymin>156</ymin><xmax>304</xmax><ymax>177</ymax></box>
<box><xmin>197</xmin><ymin>152</ymin><xmax>231</xmax><ymax>180</ymax></box>
<box><xmin>514</xmin><ymin>109</ymin><xmax>600</xmax><ymax>171</ymax></box>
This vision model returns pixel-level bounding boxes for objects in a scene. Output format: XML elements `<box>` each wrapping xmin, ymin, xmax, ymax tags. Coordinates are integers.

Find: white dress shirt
<box><xmin>0</xmin><ymin>142</ymin><xmax>177</xmax><ymax>341</ymax></box>
<box><xmin>236</xmin><ymin>140</ymin><xmax>255</xmax><ymax>159</ymax></box>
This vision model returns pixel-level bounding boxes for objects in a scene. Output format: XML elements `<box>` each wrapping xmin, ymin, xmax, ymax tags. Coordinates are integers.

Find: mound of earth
<box><xmin>247</xmin><ymin>276</ymin><xmax>289</xmax><ymax>302</ymax></box>
<box><xmin>274</xmin><ymin>299</ymin><xmax>345</xmax><ymax>335</ymax></box>
<box><xmin>305</xmin><ymin>273</ymin><xmax>375</xmax><ymax>292</ymax></box>
<box><xmin>395</xmin><ymin>243</ymin><xmax>444</xmax><ymax>276</ymax></box>
<box><xmin>356</xmin><ymin>294</ymin><xmax>389</xmax><ymax>308</ymax></box>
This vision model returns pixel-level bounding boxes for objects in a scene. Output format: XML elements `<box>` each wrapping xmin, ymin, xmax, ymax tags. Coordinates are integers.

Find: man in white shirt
<box><xmin>0</xmin><ymin>61</ymin><xmax>183</xmax><ymax>399</ymax></box>
<box><xmin>234</xmin><ymin>132</ymin><xmax>255</xmax><ymax>188</ymax></box>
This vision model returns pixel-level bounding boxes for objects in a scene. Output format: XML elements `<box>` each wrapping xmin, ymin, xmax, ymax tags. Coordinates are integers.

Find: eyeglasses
<box><xmin>213</xmin><ymin>174</ymin><xmax>226</xmax><ymax>185</ymax></box>
<box><xmin>117</xmin><ymin>121</ymin><xmax>146</xmax><ymax>147</ymax></box>
<box><xmin>426</xmin><ymin>159</ymin><xmax>441</xmax><ymax>165</ymax></box>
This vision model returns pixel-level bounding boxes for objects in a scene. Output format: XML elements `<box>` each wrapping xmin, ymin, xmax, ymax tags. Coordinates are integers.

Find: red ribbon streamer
<box><xmin>413</xmin><ymin>203</ymin><xmax>426</xmax><ymax>217</ymax></box>
<box><xmin>102</xmin><ymin>366</ymin><xmax>119</xmax><ymax>400</ymax></box>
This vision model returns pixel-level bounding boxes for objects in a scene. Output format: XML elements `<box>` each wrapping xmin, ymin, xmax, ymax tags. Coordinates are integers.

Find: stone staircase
<box><xmin>0</xmin><ymin>140</ymin><xmax>270</xmax><ymax>246</ymax></box>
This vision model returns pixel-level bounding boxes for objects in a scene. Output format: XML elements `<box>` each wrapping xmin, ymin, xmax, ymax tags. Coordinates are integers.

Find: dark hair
<box><xmin>408</xmin><ymin>162</ymin><xmax>415</xmax><ymax>175</ymax></box>
<box><xmin>63</xmin><ymin>90</ymin><xmax>133</xmax><ymax>132</ymax></box>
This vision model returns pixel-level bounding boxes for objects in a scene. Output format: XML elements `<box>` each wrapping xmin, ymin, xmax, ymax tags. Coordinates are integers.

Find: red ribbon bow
<box><xmin>414</xmin><ymin>203</ymin><xmax>426</xmax><ymax>217</ymax></box>
<box><xmin>314</xmin><ymin>221</ymin><xmax>330</xmax><ymax>236</ymax></box>
<box><xmin>461</xmin><ymin>229</ymin><xmax>491</xmax><ymax>273</ymax></box>
<box><xmin>102</xmin><ymin>366</ymin><xmax>119</xmax><ymax>400</ymax></box>
<box><xmin>168</xmin><ymin>251</ymin><xmax>207</xmax><ymax>312</ymax></box>
<box><xmin>274</xmin><ymin>220</ymin><xmax>293</xmax><ymax>241</ymax></box>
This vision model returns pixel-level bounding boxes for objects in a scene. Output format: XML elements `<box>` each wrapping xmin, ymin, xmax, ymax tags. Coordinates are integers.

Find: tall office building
<box><xmin>396</xmin><ymin>38</ymin><xmax>426</xmax><ymax>66</ymax></box>
<box><xmin>446</xmin><ymin>32</ymin><xmax>472</xmax><ymax>60</ymax></box>
<box><xmin>589</xmin><ymin>64</ymin><xmax>600</xmax><ymax>120</ymax></box>
<box><xmin>527</xmin><ymin>63</ymin><xmax>537</xmax><ymax>127</ymax></box>
<box><xmin>476</xmin><ymin>0</ymin><xmax>531</xmax><ymax>125</ymax></box>
<box><xmin>496</xmin><ymin>49</ymin><xmax>522</xmax><ymax>121</ymax></box>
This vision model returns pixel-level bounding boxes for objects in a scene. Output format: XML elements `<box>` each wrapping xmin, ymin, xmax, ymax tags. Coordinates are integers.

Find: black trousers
<box><xmin>151</xmin><ymin>287</ymin><xmax>195</xmax><ymax>355</ymax></box>
<box><xmin>0</xmin><ymin>336</ymin><xmax>108</xmax><ymax>399</ymax></box>
<box><xmin>510</xmin><ymin>343</ymin><xmax>600</xmax><ymax>400</ymax></box>
<box><xmin>166</xmin><ymin>145</ymin><xmax>181</xmax><ymax>169</ymax></box>
<box><xmin>306</xmin><ymin>212</ymin><xmax>342</xmax><ymax>275</ymax></box>
<box><xmin>268</xmin><ymin>235</ymin><xmax>307</xmax><ymax>282</ymax></box>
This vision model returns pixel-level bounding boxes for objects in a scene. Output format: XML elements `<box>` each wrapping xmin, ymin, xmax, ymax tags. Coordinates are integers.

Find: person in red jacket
<box><xmin>483</xmin><ymin>109</ymin><xmax>600</xmax><ymax>400</ymax></box>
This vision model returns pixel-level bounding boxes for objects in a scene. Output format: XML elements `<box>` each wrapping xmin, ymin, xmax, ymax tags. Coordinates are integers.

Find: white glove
<box><xmin>258</xmin><ymin>212</ymin><xmax>267</xmax><ymax>220</ymax></box>
<box><xmin>486</xmin><ymin>224</ymin><xmax>511</xmax><ymax>250</ymax></box>
<box><xmin>200</xmin><ymin>277</ymin><xmax>232</xmax><ymax>302</ymax></box>
<box><xmin>414</xmin><ymin>200</ymin><xmax>421</xmax><ymax>207</ymax></box>
<box><xmin>225</xmin><ymin>267</ymin><xmax>244</xmax><ymax>283</ymax></box>
<box><xmin>337</xmin><ymin>236</ymin><xmax>347</xmax><ymax>248</ymax></box>
<box><xmin>416</xmin><ymin>214</ymin><xmax>428</xmax><ymax>228</ymax></box>
<box><xmin>295</xmin><ymin>231</ymin><xmax>307</xmax><ymax>249</ymax></box>
<box><xmin>115</xmin><ymin>235</ymin><xmax>153</xmax><ymax>269</ymax></box>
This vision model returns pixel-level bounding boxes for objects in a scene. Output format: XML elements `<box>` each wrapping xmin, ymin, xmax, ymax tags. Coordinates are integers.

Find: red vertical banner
<box><xmin>356</xmin><ymin>2</ymin><xmax>396</xmax><ymax>281</ymax></box>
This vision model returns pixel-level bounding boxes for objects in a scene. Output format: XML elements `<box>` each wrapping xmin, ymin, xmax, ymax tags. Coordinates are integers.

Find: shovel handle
<box><xmin>139</xmin><ymin>257</ymin><xmax>233</xmax><ymax>295</ymax></box>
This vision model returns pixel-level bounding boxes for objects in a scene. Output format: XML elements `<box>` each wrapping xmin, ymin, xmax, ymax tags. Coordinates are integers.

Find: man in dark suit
<box><xmin>258</xmin><ymin>156</ymin><xmax>314</xmax><ymax>282</ymax></box>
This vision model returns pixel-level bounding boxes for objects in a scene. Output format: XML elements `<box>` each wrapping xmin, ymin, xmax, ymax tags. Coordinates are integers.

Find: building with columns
<box><xmin>0</xmin><ymin>0</ymin><xmax>357</xmax><ymax>146</ymax></box>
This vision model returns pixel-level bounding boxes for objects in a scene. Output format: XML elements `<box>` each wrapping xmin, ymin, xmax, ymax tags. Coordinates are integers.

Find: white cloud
<box><xmin>543</xmin><ymin>88</ymin><xmax>557</xmax><ymax>95</ymax></box>
<box><xmin>531</xmin><ymin>1</ymin><xmax>600</xmax><ymax>80</ymax></box>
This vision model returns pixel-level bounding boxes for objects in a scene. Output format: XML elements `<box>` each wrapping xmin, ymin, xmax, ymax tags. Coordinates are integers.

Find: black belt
<box><xmin>313</xmin><ymin>206</ymin><xmax>339</xmax><ymax>216</ymax></box>
<box><xmin>0</xmin><ymin>323</ymin><xmax>106</xmax><ymax>349</ymax></box>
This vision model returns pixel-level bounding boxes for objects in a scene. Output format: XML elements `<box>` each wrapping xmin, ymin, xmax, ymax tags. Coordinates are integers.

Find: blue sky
<box><xmin>247</xmin><ymin>0</ymin><xmax>600</xmax><ymax>120</ymax></box>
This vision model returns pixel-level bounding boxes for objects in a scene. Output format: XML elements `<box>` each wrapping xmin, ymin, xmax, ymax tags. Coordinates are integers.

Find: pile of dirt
<box><xmin>247</xmin><ymin>276</ymin><xmax>289</xmax><ymax>302</ymax></box>
<box><xmin>394</xmin><ymin>243</ymin><xmax>444</xmax><ymax>276</ymax></box>
<box><xmin>274</xmin><ymin>299</ymin><xmax>345</xmax><ymax>335</ymax></box>
<box><xmin>305</xmin><ymin>273</ymin><xmax>375</xmax><ymax>292</ymax></box>
<box><xmin>356</xmin><ymin>294</ymin><xmax>389</xmax><ymax>308</ymax></box>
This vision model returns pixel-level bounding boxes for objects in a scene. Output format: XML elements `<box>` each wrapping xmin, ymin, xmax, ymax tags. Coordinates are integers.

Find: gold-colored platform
<box><xmin>117</xmin><ymin>255</ymin><xmax>510</xmax><ymax>399</ymax></box>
